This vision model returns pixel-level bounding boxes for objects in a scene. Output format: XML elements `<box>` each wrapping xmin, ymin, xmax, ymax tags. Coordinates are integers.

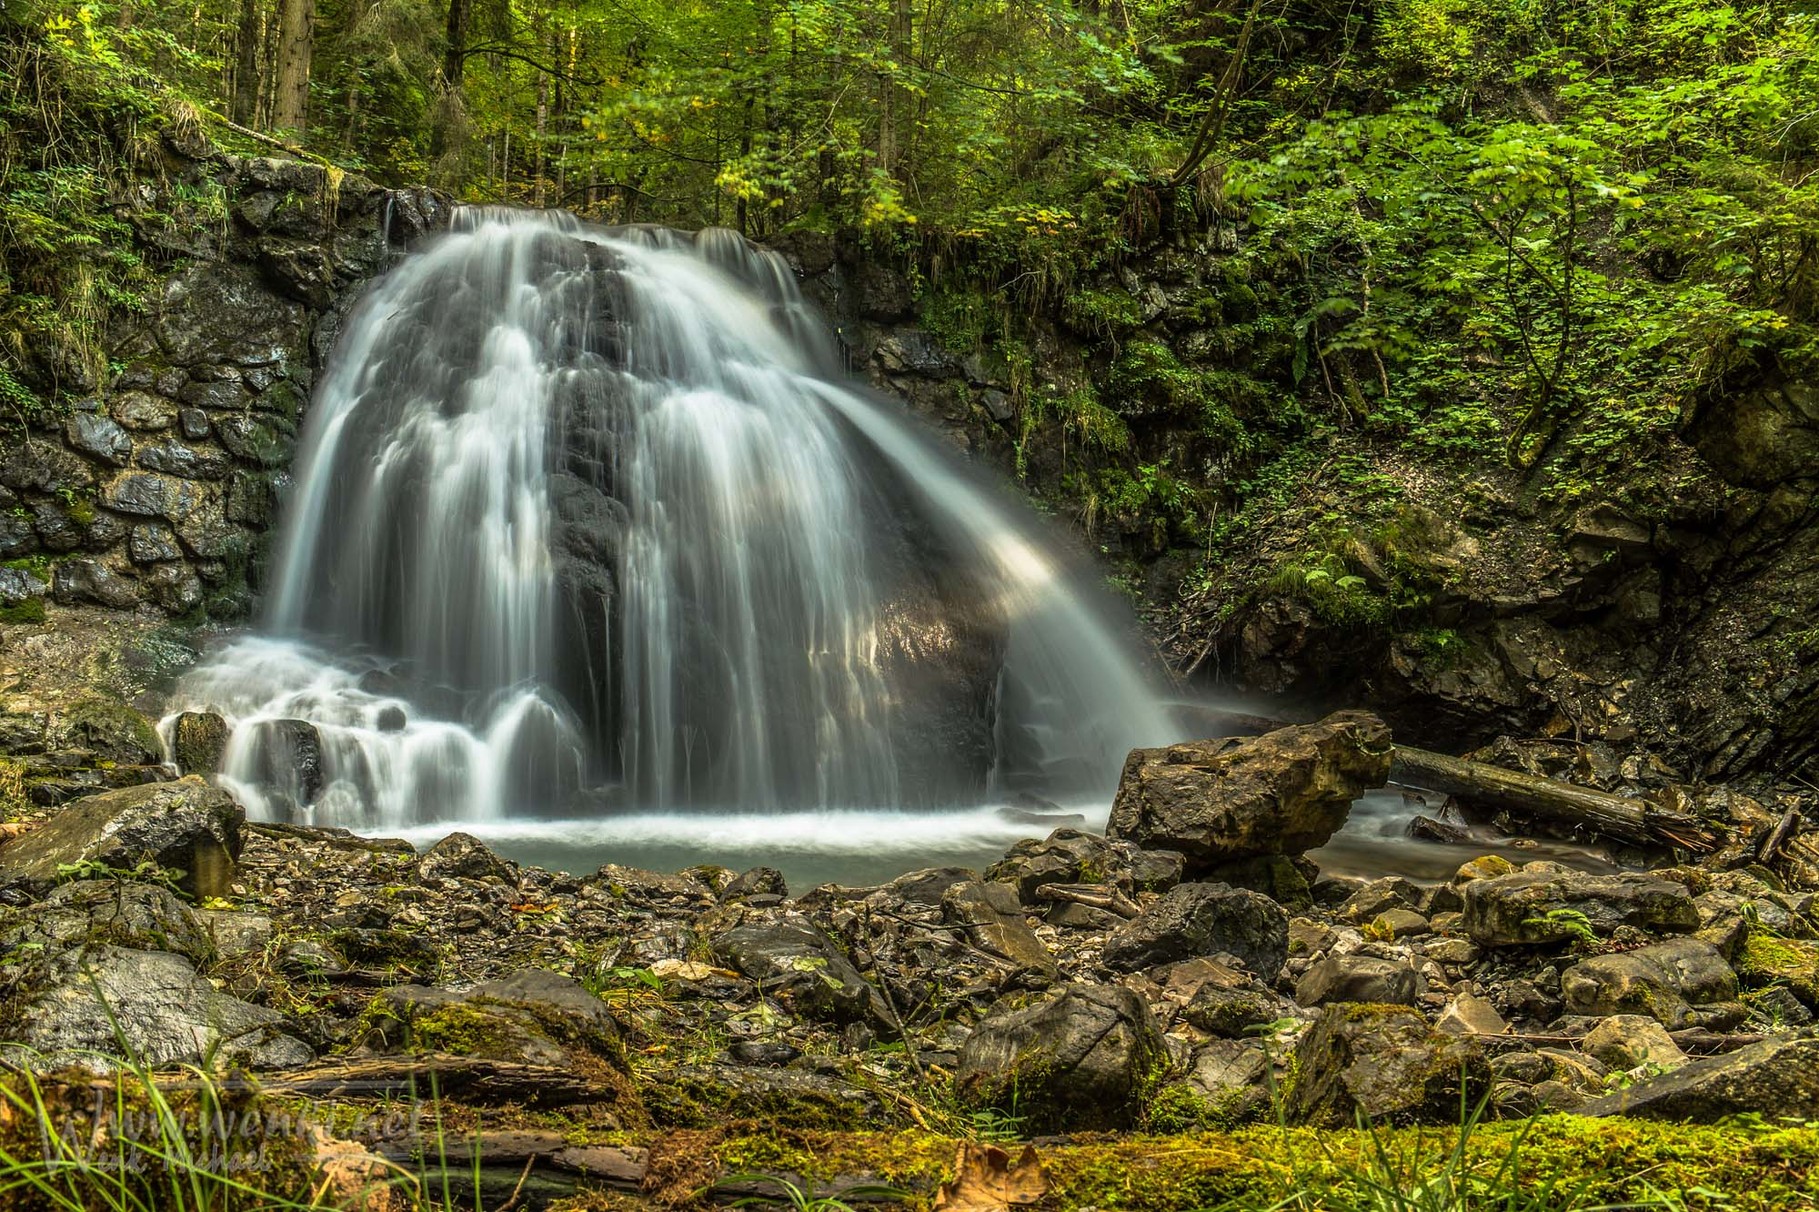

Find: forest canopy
<box><xmin>1</xmin><ymin>0</ymin><xmax>1815</xmax><ymax>524</ymax></box>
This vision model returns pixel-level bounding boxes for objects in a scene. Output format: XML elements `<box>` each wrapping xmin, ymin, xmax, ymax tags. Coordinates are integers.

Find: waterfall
<box><xmin>165</xmin><ymin>209</ymin><xmax>1176</xmax><ymax>837</ymax></box>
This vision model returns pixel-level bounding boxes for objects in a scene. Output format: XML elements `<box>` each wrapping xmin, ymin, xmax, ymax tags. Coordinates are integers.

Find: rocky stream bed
<box><xmin>3</xmin><ymin>644</ymin><xmax>1819</xmax><ymax>1209</ymax></box>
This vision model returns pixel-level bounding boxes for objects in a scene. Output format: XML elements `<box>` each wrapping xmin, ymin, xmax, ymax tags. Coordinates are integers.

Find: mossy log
<box><xmin>1390</xmin><ymin>746</ymin><xmax>1721</xmax><ymax>852</ymax></box>
<box><xmin>261</xmin><ymin>1054</ymin><xmax>601</xmax><ymax>1105</ymax></box>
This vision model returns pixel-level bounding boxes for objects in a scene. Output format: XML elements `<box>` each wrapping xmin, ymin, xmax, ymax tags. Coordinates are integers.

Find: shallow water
<box><xmin>383</xmin><ymin>786</ymin><xmax>1616</xmax><ymax>893</ymax></box>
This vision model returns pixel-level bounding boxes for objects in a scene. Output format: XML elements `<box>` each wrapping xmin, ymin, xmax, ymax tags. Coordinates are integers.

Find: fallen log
<box><xmin>1389</xmin><ymin>746</ymin><xmax>1721</xmax><ymax>853</ymax></box>
<box><xmin>260</xmin><ymin>1054</ymin><xmax>604</xmax><ymax>1106</ymax></box>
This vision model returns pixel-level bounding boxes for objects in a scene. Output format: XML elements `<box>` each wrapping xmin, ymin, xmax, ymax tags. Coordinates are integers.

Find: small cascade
<box><xmin>164</xmin><ymin>210</ymin><xmax>1177</xmax><ymax>834</ymax></box>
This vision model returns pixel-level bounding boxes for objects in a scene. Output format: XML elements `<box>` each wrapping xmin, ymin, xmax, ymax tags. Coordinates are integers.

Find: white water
<box><xmin>163</xmin><ymin>210</ymin><xmax>1179</xmax><ymax>840</ymax></box>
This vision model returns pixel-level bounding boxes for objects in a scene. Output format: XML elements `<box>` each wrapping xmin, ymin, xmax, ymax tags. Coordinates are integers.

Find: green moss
<box><xmin>1737</xmin><ymin>932</ymin><xmax>1819</xmax><ymax>1005</ymax></box>
<box><xmin>62</xmin><ymin>697</ymin><xmax>162</xmax><ymax>763</ymax></box>
<box><xmin>0</xmin><ymin>597</ymin><xmax>46</xmax><ymax>625</ymax></box>
<box><xmin>409</xmin><ymin>1003</ymin><xmax>526</xmax><ymax>1056</ymax></box>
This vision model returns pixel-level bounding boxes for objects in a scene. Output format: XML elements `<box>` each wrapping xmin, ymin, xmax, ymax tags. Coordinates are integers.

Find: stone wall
<box><xmin>0</xmin><ymin>155</ymin><xmax>447</xmax><ymax>622</ymax></box>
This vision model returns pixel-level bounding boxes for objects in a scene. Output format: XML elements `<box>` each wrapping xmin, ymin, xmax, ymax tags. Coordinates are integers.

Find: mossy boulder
<box><xmin>1578</xmin><ymin>1030</ymin><xmax>1819</xmax><ymax>1123</ymax></box>
<box><xmin>0</xmin><ymin>778</ymin><xmax>242</xmax><ymax>899</ymax></box>
<box><xmin>1283</xmin><ymin>1003</ymin><xmax>1489</xmax><ymax>1126</ymax></box>
<box><xmin>1736</xmin><ymin>931</ymin><xmax>1819</xmax><ymax>1007</ymax></box>
<box><xmin>170</xmin><ymin>710</ymin><xmax>230</xmax><ymax>775</ymax></box>
<box><xmin>957</xmin><ymin>983</ymin><xmax>1168</xmax><ymax>1132</ymax></box>
<box><xmin>1461</xmin><ymin>866</ymin><xmax>1700</xmax><ymax>946</ymax></box>
<box><xmin>56</xmin><ymin>697</ymin><xmax>162</xmax><ymax>766</ymax></box>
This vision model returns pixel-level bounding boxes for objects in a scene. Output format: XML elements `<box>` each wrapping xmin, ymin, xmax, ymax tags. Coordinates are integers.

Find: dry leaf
<box><xmin>308</xmin><ymin>1126</ymin><xmax>410</xmax><ymax>1212</ymax></box>
<box><xmin>934</xmin><ymin>1143</ymin><xmax>1048</xmax><ymax>1212</ymax></box>
<box><xmin>650</xmin><ymin>958</ymin><xmax>717</xmax><ymax>981</ymax></box>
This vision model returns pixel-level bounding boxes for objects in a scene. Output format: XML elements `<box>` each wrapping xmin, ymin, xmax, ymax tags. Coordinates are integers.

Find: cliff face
<box><xmin>3</xmin><ymin>165</ymin><xmax>1815</xmax><ymax>788</ymax></box>
<box><xmin>0</xmin><ymin>154</ymin><xmax>447</xmax><ymax>622</ymax></box>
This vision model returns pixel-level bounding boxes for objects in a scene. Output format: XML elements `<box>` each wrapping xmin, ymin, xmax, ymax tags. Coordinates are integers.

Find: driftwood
<box><xmin>1034</xmin><ymin>882</ymin><xmax>1142</xmax><ymax>919</ymax></box>
<box><xmin>260</xmin><ymin>1054</ymin><xmax>603</xmax><ymax>1106</ymax></box>
<box><xmin>1390</xmin><ymin>745</ymin><xmax>1721</xmax><ymax>853</ymax></box>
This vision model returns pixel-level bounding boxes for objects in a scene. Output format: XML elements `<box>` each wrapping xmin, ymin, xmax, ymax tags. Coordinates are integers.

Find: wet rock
<box><xmin>1560</xmin><ymin>938</ymin><xmax>1738</xmax><ymax>1028</ymax></box>
<box><xmin>724</xmin><ymin>866</ymin><xmax>788</xmax><ymax>902</ymax></box>
<box><xmin>0</xmin><ymin>565</ymin><xmax>47</xmax><ymax>604</ymax></box>
<box><xmin>1284</xmin><ymin>1004</ymin><xmax>1489</xmax><ymax>1126</ymax></box>
<box><xmin>1582</xmin><ymin>1015</ymin><xmax>1685</xmax><ymax>1071</ymax></box>
<box><xmin>56</xmin><ymin>698</ymin><xmax>162</xmax><ymax>765</ymax></box>
<box><xmin>1339</xmin><ymin>877</ymin><xmax>1424</xmax><ymax>922</ymax></box>
<box><xmin>1461</xmin><ymin>866</ymin><xmax>1700</xmax><ymax>946</ymax></box>
<box><xmin>417</xmin><ymin>832</ymin><xmax>517</xmax><ymax>883</ymax></box>
<box><xmin>103</xmin><ymin>470</ymin><xmax>202</xmax><ymax>520</ymax></box>
<box><xmin>66</xmin><ymin>412</ymin><xmax>133</xmax><ymax>465</ymax></box>
<box><xmin>4</xmin><ymin>946</ymin><xmax>311</xmax><ymax>1072</ymax></box>
<box><xmin>156</xmin><ymin>261</ymin><xmax>308</xmax><ymax>367</ymax></box>
<box><xmin>1176</xmin><ymin>1038</ymin><xmax>1271</xmax><ymax>1126</ymax></box>
<box><xmin>956</xmin><ymin>983</ymin><xmax>1167</xmax><ymax>1131</ymax></box>
<box><xmin>1102</xmin><ymin>882</ymin><xmax>1289</xmax><ymax>979</ymax></box>
<box><xmin>51</xmin><ymin>559</ymin><xmax>142</xmax><ymax>609</ymax></box>
<box><xmin>136</xmin><ymin>440</ymin><xmax>233</xmax><ymax>480</ymax></box>
<box><xmin>713</xmin><ymin>915</ymin><xmax>892</xmax><ymax>1029</ymax></box>
<box><xmin>985</xmin><ymin>828</ymin><xmax>1182</xmax><ymax>903</ymax></box>
<box><xmin>652</xmin><ymin>1064</ymin><xmax>884</xmax><ymax>1129</ymax></box>
<box><xmin>2</xmin><ymin>879</ymin><xmax>211</xmax><ymax>962</ymax></box>
<box><xmin>1735</xmin><ymin>932</ymin><xmax>1819</xmax><ymax>1006</ymax></box>
<box><xmin>1106</xmin><ymin>711</ymin><xmax>1392</xmax><ymax>872</ymax></box>
<box><xmin>1294</xmin><ymin>954</ymin><xmax>1422</xmax><ymax>1008</ymax></box>
<box><xmin>240</xmin><ymin>718</ymin><xmax>325</xmax><ymax>808</ymax></box>
<box><xmin>170</xmin><ymin>711</ymin><xmax>230</xmax><ymax>775</ymax></box>
<box><xmin>109</xmin><ymin>390</ymin><xmax>177</xmax><ymax>432</ymax></box>
<box><xmin>1576</xmin><ymin>1030</ymin><xmax>1819</xmax><ymax>1122</ymax></box>
<box><xmin>129</xmin><ymin>522</ymin><xmax>183</xmax><ymax>564</ymax></box>
<box><xmin>358</xmin><ymin>970</ymin><xmax>627</xmax><ymax>1092</ymax></box>
<box><xmin>941</xmin><ymin>881</ymin><xmax>1056</xmax><ymax>982</ymax></box>
<box><xmin>726</xmin><ymin>1040</ymin><xmax>800</xmax><ymax>1067</ymax></box>
<box><xmin>195</xmin><ymin>907</ymin><xmax>275</xmax><ymax>959</ymax></box>
<box><xmin>882</xmin><ymin>866</ymin><xmax>979</xmax><ymax>906</ymax></box>
<box><xmin>0</xmin><ymin>778</ymin><xmax>242</xmax><ymax>900</ymax></box>
<box><xmin>1181</xmin><ymin>974</ymin><xmax>1283</xmax><ymax>1038</ymax></box>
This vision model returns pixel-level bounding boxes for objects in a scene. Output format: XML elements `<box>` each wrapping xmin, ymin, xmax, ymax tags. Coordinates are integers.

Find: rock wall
<box><xmin>0</xmin><ymin>154</ymin><xmax>447</xmax><ymax>621</ymax></box>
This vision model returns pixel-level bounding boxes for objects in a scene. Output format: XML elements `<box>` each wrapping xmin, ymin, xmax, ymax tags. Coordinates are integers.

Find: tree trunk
<box><xmin>443</xmin><ymin>0</ymin><xmax>470</xmax><ymax>91</ymax></box>
<box><xmin>1390</xmin><ymin>746</ymin><xmax>1721</xmax><ymax>852</ymax></box>
<box><xmin>232</xmin><ymin>0</ymin><xmax>263</xmax><ymax>127</ymax></box>
<box><xmin>271</xmin><ymin>0</ymin><xmax>314</xmax><ymax>136</ymax></box>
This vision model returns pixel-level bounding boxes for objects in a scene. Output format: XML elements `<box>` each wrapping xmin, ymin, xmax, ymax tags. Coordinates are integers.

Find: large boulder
<box><xmin>3</xmin><ymin>945</ymin><xmax>311</xmax><ymax>1072</ymax></box>
<box><xmin>1460</xmin><ymin>866</ymin><xmax>1700</xmax><ymax>946</ymax></box>
<box><xmin>170</xmin><ymin>711</ymin><xmax>230</xmax><ymax>775</ymax></box>
<box><xmin>1101</xmin><ymin>882</ymin><xmax>1289</xmax><ymax>980</ymax></box>
<box><xmin>0</xmin><ymin>779</ymin><xmax>243</xmax><ymax>899</ymax></box>
<box><xmin>956</xmin><ymin>983</ymin><xmax>1167</xmax><ymax>1132</ymax></box>
<box><xmin>1284</xmin><ymin>1004</ymin><xmax>1489</xmax><ymax>1126</ymax></box>
<box><xmin>1105</xmin><ymin>711</ymin><xmax>1392</xmax><ymax>872</ymax></box>
<box><xmin>1576</xmin><ymin>1031</ymin><xmax>1819</xmax><ymax>1122</ymax></box>
<box><xmin>1559</xmin><ymin>938</ymin><xmax>1738</xmax><ymax>1028</ymax></box>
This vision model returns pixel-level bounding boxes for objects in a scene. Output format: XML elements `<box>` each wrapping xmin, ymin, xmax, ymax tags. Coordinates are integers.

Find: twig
<box><xmin>493</xmin><ymin>1154</ymin><xmax>537</xmax><ymax>1212</ymax></box>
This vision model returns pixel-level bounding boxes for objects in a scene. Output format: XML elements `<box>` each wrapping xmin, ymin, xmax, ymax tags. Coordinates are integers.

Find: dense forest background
<box><xmin>2</xmin><ymin>0</ymin><xmax>1816</xmax><ymax>730</ymax></box>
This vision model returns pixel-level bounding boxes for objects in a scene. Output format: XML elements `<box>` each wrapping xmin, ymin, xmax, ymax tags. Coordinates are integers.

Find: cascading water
<box><xmin>164</xmin><ymin>208</ymin><xmax>1178</xmax><ymax>871</ymax></box>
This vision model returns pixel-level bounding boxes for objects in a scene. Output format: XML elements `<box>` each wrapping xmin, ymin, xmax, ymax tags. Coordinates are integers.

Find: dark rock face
<box><xmin>0</xmin><ymin>153</ymin><xmax>445</xmax><ymax>623</ymax></box>
<box><xmin>956</xmin><ymin>983</ymin><xmax>1167</xmax><ymax>1131</ymax></box>
<box><xmin>1576</xmin><ymin>1030</ymin><xmax>1819</xmax><ymax>1122</ymax></box>
<box><xmin>1106</xmin><ymin>712</ymin><xmax>1393</xmax><ymax>872</ymax></box>
<box><xmin>359</xmin><ymin>969</ymin><xmax>627</xmax><ymax>1082</ymax></box>
<box><xmin>1284</xmin><ymin>1004</ymin><xmax>1489</xmax><ymax>1126</ymax></box>
<box><xmin>0</xmin><ymin>779</ymin><xmax>242</xmax><ymax>899</ymax></box>
<box><xmin>1102</xmin><ymin>882</ymin><xmax>1289</xmax><ymax>979</ymax></box>
<box><xmin>1461</xmin><ymin>866</ymin><xmax>1701</xmax><ymax>946</ymax></box>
